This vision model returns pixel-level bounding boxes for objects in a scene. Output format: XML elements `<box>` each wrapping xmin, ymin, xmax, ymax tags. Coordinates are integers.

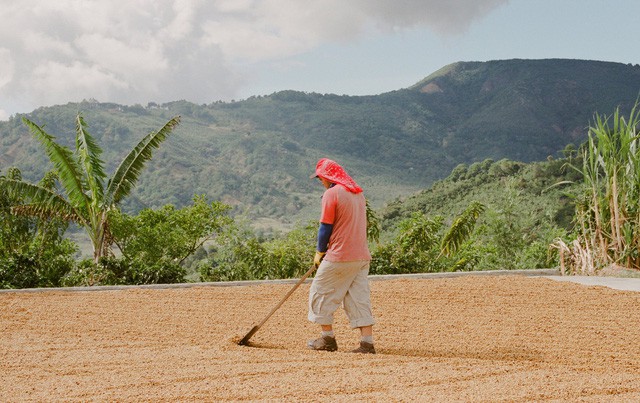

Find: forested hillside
<box><xmin>1</xmin><ymin>58</ymin><xmax>639</xmax><ymax>229</ymax></box>
<box><xmin>374</xmin><ymin>154</ymin><xmax>582</xmax><ymax>270</ymax></box>
<box><xmin>381</xmin><ymin>156</ymin><xmax>580</xmax><ymax>230</ymax></box>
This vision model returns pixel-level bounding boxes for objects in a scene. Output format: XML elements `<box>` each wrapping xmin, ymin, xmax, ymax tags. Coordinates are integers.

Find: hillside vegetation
<box><xmin>375</xmin><ymin>153</ymin><xmax>582</xmax><ymax>271</ymax></box>
<box><xmin>5</xmin><ymin>74</ymin><xmax>640</xmax><ymax>286</ymax></box>
<box><xmin>1</xmin><ymin>58</ymin><xmax>639</xmax><ymax>230</ymax></box>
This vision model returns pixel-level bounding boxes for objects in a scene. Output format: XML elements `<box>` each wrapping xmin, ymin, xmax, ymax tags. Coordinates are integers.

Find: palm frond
<box><xmin>105</xmin><ymin>116</ymin><xmax>180</xmax><ymax>206</ymax></box>
<box><xmin>12</xmin><ymin>204</ymin><xmax>83</xmax><ymax>223</ymax></box>
<box><xmin>366</xmin><ymin>198</ymin><xmax>380</xmax><ymax>244</ymax></box>
<box><xmin>22</xmin><ymin>117</ymin><xmax>90</xmax><ymax>209</ymax></box>
<box><xmin>1</xmin><ymin>178</ymin><xmax>84</xmax><ymax>224</ymax></box>
<box><xmin>75</xmin><ymin>114</ymin><xmax>106</xmax><ymax>203</ymax></box>
<box><xmin>440</xmin><ymin>201</ymin><xmax>486</xmax><ymax>257</ymax></box>
<box><xmin>4</xmin><ymin>167</ymin><xmax>22</xmax><ymax>180</ymax></box>
<box><xmin>543</xmin><ymin>180</ymin><xmax>576</xmax><ymax>193</ymax></box>
<box><xmin>38</xmin><ymin>171</ymin><xmax>59</xmax><ymax>191</ymax></box>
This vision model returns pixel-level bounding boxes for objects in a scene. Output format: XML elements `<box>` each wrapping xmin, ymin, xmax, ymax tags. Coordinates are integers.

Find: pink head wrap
<box><xmin>311</xmin><ymin>158</ymin><xmax>363</xmax><ymax>194</ymax></box>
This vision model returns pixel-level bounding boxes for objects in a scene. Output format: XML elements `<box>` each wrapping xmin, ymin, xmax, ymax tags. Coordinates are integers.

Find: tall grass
<box><xmin>554</xmin><ymin>103</ymin><xmax>640</xmax><ymax>273</ymax></box>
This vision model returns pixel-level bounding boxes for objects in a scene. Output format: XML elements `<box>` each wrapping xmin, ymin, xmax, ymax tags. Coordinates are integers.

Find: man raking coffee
<box><xmin>307</xmin><ymin>158</ymin><xmax>376</xmax><ymax>354</ymax></box>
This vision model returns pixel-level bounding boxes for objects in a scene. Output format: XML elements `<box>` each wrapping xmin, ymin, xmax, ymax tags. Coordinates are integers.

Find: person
<box><xmin>307</xmin><ymin>158</ymin><xmax>375</xmax><ymax>354</ymax></box>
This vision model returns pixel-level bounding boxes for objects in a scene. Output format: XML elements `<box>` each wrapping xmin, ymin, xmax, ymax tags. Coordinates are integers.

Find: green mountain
<box><xmin>1</xmin><ymin>59</ymin><xmax>639</xmax><ymax>230</ymax></box>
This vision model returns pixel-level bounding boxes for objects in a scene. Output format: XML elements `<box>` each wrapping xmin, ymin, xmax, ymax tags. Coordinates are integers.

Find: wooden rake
<box><xmin>238</xmin><ymin>265</ymin><xmax>317</xmax><ymax>346</ymax></box>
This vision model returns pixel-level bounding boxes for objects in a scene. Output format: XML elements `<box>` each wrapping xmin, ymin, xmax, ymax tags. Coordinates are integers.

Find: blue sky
<box><xmin>1</xmin><ymin>0</ymin><xmax>639</xmax><ymax>120</ymax></box>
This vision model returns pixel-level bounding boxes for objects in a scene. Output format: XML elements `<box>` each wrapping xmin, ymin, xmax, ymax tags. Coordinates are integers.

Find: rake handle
<box><xmin>238</xmin><ymin>265</ymin><xmax>317</xmax><ymax>345</ymax></box>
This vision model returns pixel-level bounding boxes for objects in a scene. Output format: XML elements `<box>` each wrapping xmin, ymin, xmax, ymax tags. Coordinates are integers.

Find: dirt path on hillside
<box><xmin>2</xmin><ymin>275</ymin><xmax>640</xmax><ymax>401</ymax></box>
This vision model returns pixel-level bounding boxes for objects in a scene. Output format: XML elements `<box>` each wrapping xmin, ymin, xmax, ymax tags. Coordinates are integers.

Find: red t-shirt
<box><xmin>320</xmin><ymin>184</ymin><xmax>371</xmax><ymax>262</ymax></box>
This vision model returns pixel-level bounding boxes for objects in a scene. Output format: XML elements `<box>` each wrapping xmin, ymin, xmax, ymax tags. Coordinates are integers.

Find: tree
<box><xmin>200</xmin><ymin>220</ymin><xmax>317</xmax><ymax>282</ymax></box>
<box><xmin>0</xmin><ymin>114</ymin><xmax>180</xmax><ymax>263</ymax></box>
<box><xmin>370</xmin><ymin>201</ymin><xmax>485</xmax><ymax>274</ymax></box>
<box><xmin>562</xmin><ymin>143</ymin><xmax>578</xmax><ymax>161</ymax></box>
<box><xmin>0</xmin><ymin>168</ymin><xmax>77</xmax><ymax>288</ymax></box>
<box><xmin>448</xmin><ymin>163</ymin><xmax>468</xmax><ymax>182</ymax></box>
<box><xmin>108</xmin><ymin>195</ymin><xmax>232</xmax><ymax>283</ymax></box>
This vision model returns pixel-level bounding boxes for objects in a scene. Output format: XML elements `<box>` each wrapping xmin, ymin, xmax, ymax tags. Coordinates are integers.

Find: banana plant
<box><xmin>0</xmin><ymin>114</ymin><xmax>180</xmax><ymax>263</ymax></box>
<box><xmin>439</xmin><ymin>200</ymin><xmax>486</xmax><ymax>258</ymax></box>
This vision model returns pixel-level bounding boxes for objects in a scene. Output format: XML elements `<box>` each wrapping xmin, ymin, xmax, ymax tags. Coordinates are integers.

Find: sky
<box><xmin>1</xmin><ymin>0</ymin><xmax>639</xmax><ymax>121</ymax></box>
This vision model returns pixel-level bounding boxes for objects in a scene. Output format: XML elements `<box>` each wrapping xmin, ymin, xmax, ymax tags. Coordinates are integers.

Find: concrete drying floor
<box><xmin>2</xmin><ymin>273</ymin><xmax>640</xmax><ymax>401</ymax></box>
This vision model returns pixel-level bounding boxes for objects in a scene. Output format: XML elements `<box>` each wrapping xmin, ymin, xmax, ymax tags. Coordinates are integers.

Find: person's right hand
<box><xmin>314</xmin><ymin>251</ymin><xmax>326</xmax><ymax>268</ymax></box>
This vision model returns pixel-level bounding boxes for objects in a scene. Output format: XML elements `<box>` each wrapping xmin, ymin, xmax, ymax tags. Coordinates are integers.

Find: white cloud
<box><xmin>30</xmin><ymin>61</ymin><xmax>129</xmax><ymax>104</ymax></box>
<box><xmin>74</xmin><ymin>33</ymin><xmax>168</xmax><ymax>77</ymax></box>
<box><xmin>355</xmin><ymin>0</ymin><xmax>509</xmax><ymax>35</ymax></box>
<box><xmin>0</xmin><ymin>0</ymin><xmax>507</xmax><ymax>115</ymax></box>
<box><xmin>0</xmin><ymin>48</ymin><xmax>14</xmax><ymax>89</ymax></box>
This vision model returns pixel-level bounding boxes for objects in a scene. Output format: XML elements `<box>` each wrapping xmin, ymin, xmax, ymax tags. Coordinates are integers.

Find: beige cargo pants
<box><xmin>308</xmin><ymin>260</ymin><xmax>375</xmax><ymax>328</ymax></box>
